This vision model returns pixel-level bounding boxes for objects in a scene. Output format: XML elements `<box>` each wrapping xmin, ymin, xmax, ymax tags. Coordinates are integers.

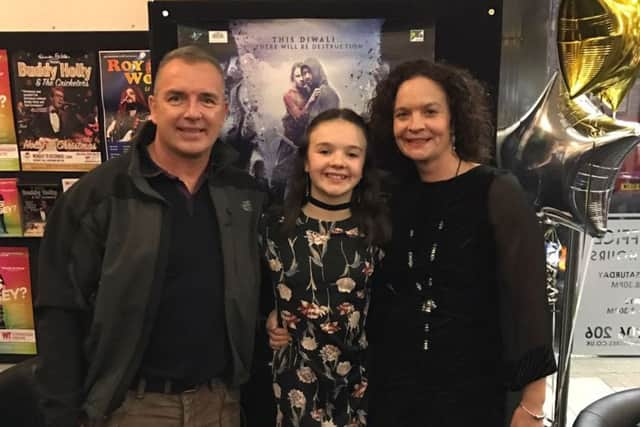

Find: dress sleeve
<box><xmin>488</xmin><ymin>172</ymin><xmax>557</xmax><ymax>391</ymax></box>
<box><xmin>260</xmin><ymin>211</ymin><xmax>287</xmax><ymax>316</ymax></box>
<box><xmin>366</xmin><ymin>243</ymin><xmax>393</xmax><ymax>347</ymax></box>
<box><xmin>283</xmin><ymin>91</ymin><xmax>308</xmax><ymax>119</ymax></box>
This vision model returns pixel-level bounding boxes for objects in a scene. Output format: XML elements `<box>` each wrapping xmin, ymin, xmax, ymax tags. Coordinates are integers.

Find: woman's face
<box><xmin>292</xmin><ymin>67</ymin><xmax>304</xmax><ymax>89</ymax></box>
<box><xmin>392</xmin><ymin>76</ymin><xmax>453</xmax><ymax>168</ymax></box>
<box><xmin>305</xmin><ymin>119</ymin><xmax>367</xmax><ymax>205</ymax></box>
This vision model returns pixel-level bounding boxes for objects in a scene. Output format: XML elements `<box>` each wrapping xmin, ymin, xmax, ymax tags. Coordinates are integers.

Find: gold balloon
<box><xmin>592</xmin><ymin>66</ymin><xmax>639</xmax><ymax>111</ymax></box>
<box><xmin>557</xmin><ymin>0</ymin><xmax>640</xmax><ymax>110</ymax></box>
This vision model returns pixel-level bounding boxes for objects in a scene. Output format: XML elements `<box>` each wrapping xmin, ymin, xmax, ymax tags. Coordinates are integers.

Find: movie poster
<box><xmin>99</xmin><ymin>50</ymin><xmax>152</xmax><ymax>159</ymax></box>
<box><xmin>11</xmin><ymin>51</ymin><xmax>101</xmax><ymax>171</ymax></box>
<box><xmin>0</xmin><ymin>247</ymin><xmax>36</xmax><ymax>355</ymax></box>
<box><xmin>0</xmin><ymin>50</ymin><xmax>19</xmax><ymax>171</ymax></box>
<box><xmin>177</xmin><ymin>18</ymin><xmax>434</xmax><ymax>200</ymax></box>
<box><xmin>0</xmin><ymin>178</ymin><xmax>22</xmax><ymax>237</ymax></box>
<box><xmin>19</xmin><ymin>183</ymin><xmax>60</xmax><ymax>236</ymax></box>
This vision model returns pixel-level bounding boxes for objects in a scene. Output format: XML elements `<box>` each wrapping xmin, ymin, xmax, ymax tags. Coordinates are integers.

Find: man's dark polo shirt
<box><xmin>136</xmin><ymin>146</ymin><xmax>229</xmax><ymax>384</ymax></box>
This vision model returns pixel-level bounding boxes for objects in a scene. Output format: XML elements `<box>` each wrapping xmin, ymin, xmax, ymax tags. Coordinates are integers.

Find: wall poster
<box><xmin>0</xmin><ymin>49</ymin><xmax>19</xmax><ymax>171</ymax></box>
<box><xmin>99</xmin><ymin>50</ymin><xmax>152</xmax><ymax>160</ymax></box>
<box><xmin>0</xmin><ymin>247</ymin><xmax>36</xmax><ymax>356</ymax></box>
<box><xmin>177</xmin><ymin>18</ymin><xmax>434</xmax><ymax>200</ymax></box>
<box><xmin>11</xmin><ymin>50</ymin><xmax>101</xmax><ymax>171</ymax></box>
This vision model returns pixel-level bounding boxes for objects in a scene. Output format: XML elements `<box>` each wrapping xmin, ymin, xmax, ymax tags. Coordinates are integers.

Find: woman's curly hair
<box><xmin>367</xmin><ymin>59</ymin><xmax>494</xmax><ymax>178</ymax></box>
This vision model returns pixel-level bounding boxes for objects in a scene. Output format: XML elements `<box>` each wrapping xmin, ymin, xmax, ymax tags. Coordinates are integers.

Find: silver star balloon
<box><xmin>497</xmin><ymin>73</ymin><xmax>640</xmax><ymax>237</ymax></box>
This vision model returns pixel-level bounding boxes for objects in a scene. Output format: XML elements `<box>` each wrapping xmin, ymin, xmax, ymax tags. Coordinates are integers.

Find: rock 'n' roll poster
<box><xmin>99</xmin><ymin>50</ymin><xmax>152</xmax><ymax>159</ymax></box>
<box><xmin>11</xmin><ymin>51</ymin><xmax>101</xmax><ymax>171</ymax></box>
<box><xmin>177</xmin><ymin>18</ymin><xmax>434</xmax><ymax>201</ymax></box>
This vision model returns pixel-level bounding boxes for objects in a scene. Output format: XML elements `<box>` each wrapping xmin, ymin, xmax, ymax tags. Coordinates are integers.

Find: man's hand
<box><xmin>266</xmin><ymin>310</ymin><xmax>291</xmax><ymax>350</ymax></box>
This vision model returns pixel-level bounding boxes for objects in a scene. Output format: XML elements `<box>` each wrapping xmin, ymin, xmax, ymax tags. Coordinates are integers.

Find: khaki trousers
<box><xmin>98</xmin><ymin>382</ymin><xmax>241</xmax><ymax>427</ymax></box>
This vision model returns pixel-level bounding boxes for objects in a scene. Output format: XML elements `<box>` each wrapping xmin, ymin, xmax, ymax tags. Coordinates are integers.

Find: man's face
<box><xmin>149</xmin><ymin>58</ymin><xmax>228</xmax><ymax>160</ymax></box>
<box><xmin>302</xmin><ymin>66</ymin><xmax>313</xmax><ymax>90</ymax></box>
<box><xmin>51</xmin><ymin>89</ymin><xmax>64</xmax><ymax>109</ymax></box>
<box><xmin>124</xmin><ymin>88</ymin><xmax>137</xmax><ymax>103</ymax></box>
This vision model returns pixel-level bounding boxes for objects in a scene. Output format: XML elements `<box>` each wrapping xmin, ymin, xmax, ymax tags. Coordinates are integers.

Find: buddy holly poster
<box><xmin>11</xmin><ymin>51</ymin><xmax>101</xmax><ymax>171</ymax></box>
<box><xmin>0</xmin><ymin>247</ymin><xmax>36</xmax><ymax>355</ymax></box>
<box><xmin>178</xmin><ymin>18</ymin><xmax>434</xmax><ymax>200</ymax></box>
<box><xmin>99</xmin><ymin>50</ymin><xmax>152</xmax><ymax>159</ymax></box>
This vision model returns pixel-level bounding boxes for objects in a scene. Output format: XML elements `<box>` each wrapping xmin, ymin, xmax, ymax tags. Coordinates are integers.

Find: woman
<box><xmin>282</xmin><ymin>62</ymin><xmax>320</xmax><ymax>147</ymax></box>
<box><xmin>366</xmin><ymin>60</ymin><xmax>557</xmax><ymax>426</ymax></box>
<box><xmin>263</xmin><ymin>108</ymin><xmax>390</xmax><ymax>427</ymax></box>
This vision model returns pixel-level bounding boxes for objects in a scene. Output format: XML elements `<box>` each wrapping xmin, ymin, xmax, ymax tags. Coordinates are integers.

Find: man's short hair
<box><xmin>154</xmin><ymin>46</ymin><xmax>225</xmax><ymax>93</ymax></box>
<box><xmin>50</xmin><ymin>86</ymin><xmax>64</xmax><ymax>96</ymax></box>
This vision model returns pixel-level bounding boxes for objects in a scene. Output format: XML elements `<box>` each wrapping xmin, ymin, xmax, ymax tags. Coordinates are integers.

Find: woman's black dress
<box><xmin>368</xmin><ymin>166</ymin><xmax>557</xmax><ymax>426</ymax></box>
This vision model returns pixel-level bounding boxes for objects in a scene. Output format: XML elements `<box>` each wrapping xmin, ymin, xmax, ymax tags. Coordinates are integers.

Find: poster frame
<box><xmin>147</xmin><ymin>0</ymin><xmax>503</xmax><ymax>96</ymax></box>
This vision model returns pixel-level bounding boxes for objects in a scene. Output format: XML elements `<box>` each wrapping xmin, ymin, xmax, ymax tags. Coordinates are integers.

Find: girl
<box><xmin>263</xmin><ymin>108</ymin><xmax>389</xmax><ymax>427</ymax></box>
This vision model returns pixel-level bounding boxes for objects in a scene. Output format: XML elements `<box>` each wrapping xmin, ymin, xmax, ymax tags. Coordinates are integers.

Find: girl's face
<box><xmin>392</xmin><ymin>76</ymin><xmax>453</xmax><ymax>168</ymax></box>
<box><xmin>305</xmin><ymin>119</ymin><xmax>367</xmax><ymax>205</ymax></box>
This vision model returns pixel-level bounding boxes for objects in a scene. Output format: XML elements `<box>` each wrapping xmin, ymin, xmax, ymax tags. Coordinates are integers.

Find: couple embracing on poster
<box><xmin>282</xmin><ymin>58</ymin><xmax>340</xmax><ymax>147</ymax></box>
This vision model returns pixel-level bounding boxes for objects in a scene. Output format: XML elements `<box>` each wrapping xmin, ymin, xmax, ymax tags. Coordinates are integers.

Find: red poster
<box><xmin>0</xmin><ymin>247</ymin><xmax>36</xmax><ymax>355</ymax></box>
<box><xmin>0</xmin><ymin>50</ymin><xmax>20</xmax><ymax>171</ymax></box>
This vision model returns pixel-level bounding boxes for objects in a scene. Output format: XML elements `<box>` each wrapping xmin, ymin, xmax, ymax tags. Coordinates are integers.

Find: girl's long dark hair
<box><xmin>280</xmin><ymin>108</ymin><xmax>390</xmax><ymax>246</ymax></box>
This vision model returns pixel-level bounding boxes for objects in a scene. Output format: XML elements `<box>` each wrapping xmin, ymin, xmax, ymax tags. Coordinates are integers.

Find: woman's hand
<box><xmin>510</xmin><ymin>404</ymin><xmax>545</xmax><ymax>427</ymax></box>
<box><xmin>511</xmin><ymin>378</ymin><xmax>546</xmax><ymax>427</ymax></box>
<box><xmin>266</xmin><ymin>310</ymin><xmax>291</xmax><ymax>350</ymax></box>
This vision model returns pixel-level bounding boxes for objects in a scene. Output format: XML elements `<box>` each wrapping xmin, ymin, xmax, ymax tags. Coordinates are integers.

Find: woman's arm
<box><xmin>488</xmin><ymin>172</ymin><xmax>557</xmax><ymax>424</ymax></box>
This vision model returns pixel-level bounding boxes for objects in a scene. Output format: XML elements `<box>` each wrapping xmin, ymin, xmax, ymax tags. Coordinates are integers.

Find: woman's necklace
<box><xmin>454</xmin><ymin>156</ymin><xmax>462</xmax><ymax>178</ymax></box>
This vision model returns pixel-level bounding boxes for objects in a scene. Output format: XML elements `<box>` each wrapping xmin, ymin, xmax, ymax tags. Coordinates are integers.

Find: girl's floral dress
<box><xmin>263</xmin><ymin>214</ymin><xmax>382</xmax><ymax>427</ymax></box>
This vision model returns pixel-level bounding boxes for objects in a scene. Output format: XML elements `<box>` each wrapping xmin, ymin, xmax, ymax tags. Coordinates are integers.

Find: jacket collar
<box><xmin>127</xmin><ymin>121</ymin><xmax>239</xmax><ymax>180</ymax></box>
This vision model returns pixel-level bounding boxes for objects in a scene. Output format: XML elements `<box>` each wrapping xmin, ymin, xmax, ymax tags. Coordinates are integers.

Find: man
<box><xmin>302</xmin><ymin>57</ymin><xmax>340</xmax><ymax>122</ymax></box>
<box><xmin>105</xmin><ymin>85</ymin><xmax>149</xmax><ymax>142</ymax></box>
<box><xmin>35</xmin><ymin>46</ymin><xmax>265</xmax><ymax>427</ymax></box>
<box><xmin>31</xmin><ymin>86</ymin><xmax>82</xmax><ymax>139</ymax></box>
<box><xmin>281</xmin><ymin>62</ymin><xmax>320</xmax><ymax>146</ymax></box>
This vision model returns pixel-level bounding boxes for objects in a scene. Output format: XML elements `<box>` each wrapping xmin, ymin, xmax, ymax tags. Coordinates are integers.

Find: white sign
<box><xmin>573</xmin><ymin>218</ymin><xmax>640</xmax><ymax>355</ymax></box>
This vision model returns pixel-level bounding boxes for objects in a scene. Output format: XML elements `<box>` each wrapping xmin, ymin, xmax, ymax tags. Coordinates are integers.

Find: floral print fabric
<box><xmin>263</xmin><ymin>214</ymin><xmax>381</xmax><ymax>427</ymax></box>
